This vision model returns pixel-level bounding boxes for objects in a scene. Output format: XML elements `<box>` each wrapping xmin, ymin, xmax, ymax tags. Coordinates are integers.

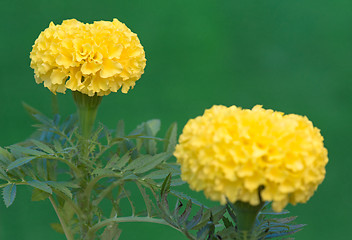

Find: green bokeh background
<box><xmin>0</xmin><ymin>0</ymin><xmax>351</xmax><ymax>239</ymax></box>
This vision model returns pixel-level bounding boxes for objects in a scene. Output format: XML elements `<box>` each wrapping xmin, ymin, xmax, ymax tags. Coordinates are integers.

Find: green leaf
<box><xmin>3</xmin><ymin>184</ymin><xmax>16</xmax><ymax>207</ymax></box>
<box><xmin>27</xmin><ymin>180</ymin><xmax>52</xmax><ymax>194</ymax></box>
<box><xmin>53</xmin><ymin>140</ymin><xmax>64</xmax><ymax>153</ymax></box>
<box><xmin>9</xmin><ymin>145</ymin><xmax>46</xmax><ymax>156</ymax></box>
<box><xmin>101</xmin><ymin>223</ymin><xmax>122</xmax><ymax>240</ymax></box>
<box><xmin>22</xmin><ymin>102</ymin><xmax>45</xmax><ymax>120</ymax></box>
<box><xmin>142</xmin><ymin>119</ymin><xmax>161</xmax><ymax>155</ymax></box>
<box><xmin>92</xmin><ymin>168</ymin><xmax>116</xmax><ymax>176</ymax></box>
<box><xmin>116</xmin><ymin>120</ymin><xmax>125</xmax><ymax>137</ymax></box>
<box><xmin>47</xmin><ymin>181</ymin><xmax>73</xmax><ymax>198</ymax></box>
<box><xmin>105</xmin><ymin>154</ymin><xmax>120</xmax><ymax>170</ymax></box>
<box><xmin>170</xmin><ymin>190</ymin><xmax>204</xmax><ymax>208</ymax></box>
<box><xmin>164</xmin><ymin>122</ymin><xmax>177</xmax><ymax>152</ymax></box>
<box><xmin>145</xmin><ymin>119</ymin><xmax>161</xmax><ymax>136</ymax></box>
<box><xmin>113</xmin><ymin>152</ymin><xmax>131</xmax><ymax>170</ymax></box>
<box><xmin>136</xmin><ymin>182</ymin><xmax>153</xmax><ymax>217</ymax></box>
<box><xmin>222</xmin><ymin>216</ymin><xmax>233</xmax><ymax>228</ymax></box>
<box><xmin>7</xmin><ymin>156</ymin><xmax>37</xmax><ymax>171</ymax></box>
<box><xmin>133</xmin><ymin>152</ymin><xmax>172</xmax><ymax>174</ymax></box>
<box><xmin>31</xmin><ymin>188</ymin><xmax>50</xmax><ymax>201</ymax></box>
<box><xmin>143</xmin><ymin>169</ymin><xmax>180</xmax><ymax>180</ymax></box>
<box><xmin>50</xmin><ymin>223</ymin><xmax>64</xmax><ymax>234</ymax></box>
<box><xmin>161</xmin><ymin>173</ymin><xmax>172</xmax><ymax>197</ymax></box>
<box><xmin>31</xmin><ymin>139</ymin><xmax>55</xmax><ymax>154</ymax></box>
<box><xmin>186</xmin><ymin>205</ymin><xmax>204</xmax><ymax>230</ymax></box>
<box><xmin>0</xmin><ymin>147</ymin><xmax>12</xmax><ymax>165</ymax></box>
<box><xmin>170</xmin><ymin>178</ymin><xmax>186</xmax><ymax>186</ymax></box>
<box><xmin>123</xmin><ymin>155</ymin><xmax>151</xmax><ymax>172</ymax></box>
<box><xmin>0</xmin><ymin>168</ymin><xmax>10</xmax><ymax>181</ymax></box>
<box><xmin>179</xmin><ymin>200</ymin><xmax>192</xmax><ymax>225</ymax></box>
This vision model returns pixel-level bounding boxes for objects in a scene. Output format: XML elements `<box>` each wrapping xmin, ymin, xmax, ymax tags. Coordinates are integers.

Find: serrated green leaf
<box><xmin>260</xmin><ymin>208</ymin><xmax>290</xmax><ymax>215</ymax></box>
<box><xmin>105</xmin><ymin>154</ymin><xmax>120</xmax><ymax>170</ymax></box>
<box><xmin>197</xmin><ymin>224</ymin><xmax>210</xmax><ymax>239</ymax></box>
<box><xmin>101</xmin><ymin>223</ymin><xmax>122</xmax><ymax>240</ymax></box>
<box><xmin>145</xmin><ymin>119</ymin><xmax>161</xmax><ymax>136</ymax></box>
<box><xmin>179</xmin><ymin>200</ymin><xmax>192</xmax><ymax>225</ymax></box>
<box><xmin>22</xmin><ymin>102</ymin><xmax>45</xmax><ymax>120</ymax></box>
<box><xmin>47</xmin><ymin>181</ymin><xmax>73</xmax><ymax>198</ymax></box>
<box><xmin>222</xmin><ymin>216</ymin><xmax>233</xmax><ymax>228</ymax></box>
<box><xmin>61</xmin><ymin>182</ymin><xmax>80</xmax><ymax>188</ymax></box>
<box><xmin>50</xmin><ymin>223</ymin><xmax>64</xmax><ymax>234</ymax></box>
<box><xmin>269</xmin><ymin>216</ymin><xmax>298</xmax><ymax>224</ymax></box>
<box><xmin>170</xmin><ymin>190</ymin><xmax>204</xmax><ymax>208</ymax></box>
<box><xmin>92</xmin><ymin>168</ymin><xmax>116</xmax><ymax>176</ymax></box>
<box><xmin>36</xmin><ymin>159</ymin><xmax>47</xmax><ymax>180</ymax></box>
<box><xmin>0</xmin><ymin>168</ymin><xmax>9</xmax><ymax>181</ymax></box>
<box><xmin>113</xmin><ymin>152</ymin><xmax>131</xmax><ymax>170</ymax></box>
<box><xmin>31</xmin><ymin>188</ymin><xmax>50</xmax><ymax>201</ymax></box>
<box><xmin>123</xmin><ymin>155</ymin><xmax>151</xmax><ymax>172</ymax></box>
<box><xmin>143</xmin><ymin>169</ymin><xmax>179</xmax><ymax>180</ymax></box>
<box><xmin>164</xmin><ymin>122</ymin><xmax>177</xmax><ymax>152</ymax></box>
<box><xmin>170</xmin><ymin>178</ymin><xmax>186</xmax><ymax>186</ymax></box>
<box><xmin>116</xmin><ymin>120</ymin><xmax>125</xmax><ymax>137</ymax></box>
<box><xmin>136</xmin><ymin>182</ymin><xmax>152</xmax><ymax>217</ymax></box>
<box><xmin>122</xmin><ymin>173</ymin><xmax>138</xmax><ymax>180</ymax></box>
<box><xmin>3</xmin><ymin>184</ymin><xmax>16</xmax><ymax>207</ymax></box>
<box><xmin>53</xmin><ymin>140</ymin><xmax>64</xmax><ymax>153</ymax></box>
<box><xmin>31</xmin><ymin>140</ymin><xmax>55</xmax><ymax>154</ymax></box>
<box><xmin>161</xmin><ymin>173</ymin><xmax>172</xmax><ymax>197</ymax></box>
<box><xmin>226</xmin><ymin>203</ymin><xmax>237</xmax><ymax>223</ymax></box>
<box><xmin>9</xmin><ymin>145</ymin><xmax>46</xmax><ymax>156</ymax></box>
<box><xmin>133</xmin><ymin>152</ymin><xmax>172</xmax><ymax>174</ymax></box>
<box><xmin>0</xmin><ymin>147</ymin><xmax>12</xmax><ymax>164</ymax></box>
<box><xmin>264</xmin><ymin>228</ymin><xmax>303</xmax><ymax>239</ymax></box>
<box><xmin>7</xmin><ymin>156</ymin><xmax>37</xmax><ymax>171</ymax></box>
<box><xmin>27</xmin><ymin>180</ymin><xmax>52</xmax><ymax>194</ymax></box>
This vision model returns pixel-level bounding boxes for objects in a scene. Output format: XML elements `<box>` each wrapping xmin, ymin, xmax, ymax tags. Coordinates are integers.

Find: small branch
<box><xmin>93</xmin><ymin>180</ymin><xmax>123</xmax><ymax>206</ymax></box>
<box><xmin>45</xmin><ymin>156</ymin><xmax>81</xmax><ymax>176</ymax></box>
<box><xmin>84</xmin><ymin>173</ymin><xmax>122</xmax><ymax>200</ymax></box>
<box><xmin>87</xmin><ymin>216</ymin><xmax>181</xmax><ymax>239</ymax></box>
<box><xmin>49</xmin><ymin>196</ymin><xmax>74</xmax><ymax>240</ymax></box>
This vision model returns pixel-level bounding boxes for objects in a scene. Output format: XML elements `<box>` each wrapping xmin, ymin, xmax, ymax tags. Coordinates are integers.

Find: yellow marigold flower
<box><xmin>174</xmin><ymin>105</ymin><xmax>328</xmax><ymax>212</ymax></box>
<box><xmin>30</xmin><ymin>19</ymin><xmax>146</xmax><ymax>96</ymax></box>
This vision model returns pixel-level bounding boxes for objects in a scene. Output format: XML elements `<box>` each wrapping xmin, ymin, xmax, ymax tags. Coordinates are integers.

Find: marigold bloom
<box><xmin>174</xmin><ymin>105</ymin><xmax>328</xmax><ymax>212</ymax></box>
<box><xmin>30</xmin><ymin>19</ymin><xmax>146</xmax><ymax>96</ymax></box>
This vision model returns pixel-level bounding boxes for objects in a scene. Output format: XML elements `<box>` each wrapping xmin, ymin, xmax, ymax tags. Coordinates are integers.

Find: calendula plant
<box><xmin>0</xmin><ymin>18</ymin><xmax>328</xmax><ymax>240</ymax></box>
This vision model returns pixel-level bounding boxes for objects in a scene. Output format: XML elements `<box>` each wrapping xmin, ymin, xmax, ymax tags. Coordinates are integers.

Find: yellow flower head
<box><xmin>30</xmin><ymin>19</ymin><xmax>146</xmax><ymax>96</ymax></box>
<box><xmin>174</xmin><ymin>105</ymin><xmax>328</xmax><ymax>212</ymax></box>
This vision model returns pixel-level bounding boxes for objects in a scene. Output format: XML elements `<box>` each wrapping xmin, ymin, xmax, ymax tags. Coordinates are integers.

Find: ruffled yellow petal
<box><xmin>30</xmin><ymin>18</ymin><xmax>146</xmax><ymax>96</ymax></box>
<box><xmin>174</xmin><ymin>105</ymin><xmax>328</xmax><ymax>212</ymax></box>
<box><xmin>100</xmin><ymin>59</ymin><xmax>123</xmax><ymax>78</ymax></box>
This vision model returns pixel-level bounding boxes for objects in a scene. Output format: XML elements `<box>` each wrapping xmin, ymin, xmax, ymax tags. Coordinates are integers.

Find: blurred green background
<box><xmin>0</xmin><ymin>0</ymin><xmax>351</xmax><ymax>239</ymax></box>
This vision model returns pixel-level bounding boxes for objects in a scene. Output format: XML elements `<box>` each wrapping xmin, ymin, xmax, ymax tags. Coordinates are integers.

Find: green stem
<box><xmin>232</xmin><ymin>201</ymin><xmax>265</xmax><ymax>240</ymax></box>
<box><xmin>72</xmin><ymin>91</ymin><xmax>102</xmax><ymax>138</ymax></box>
<box><xmin>49</xmin><ymin>196</ymin><xmax>74</xmax><ymax>240</ymax></box>
<box><xmin>86</xmin><ymin>217</ymin><xmax>182</xmax><ymax>240</ymax></box>
<box><xmin>72</xmin><ymin>91</ymin><xmax>103</xmax><ymax>239</ymax></box>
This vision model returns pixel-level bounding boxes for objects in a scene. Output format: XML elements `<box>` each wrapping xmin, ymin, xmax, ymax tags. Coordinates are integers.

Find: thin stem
<box><xmin>93</xmin><ymin>180</ymin><xmax>123</xmax><ymax>206</ymax></box>
<box><xmin>45</xmin><ymin>156</ymin><xmax>81</xmax><ymax>177</ymax></box>
<box><xmin>53</xmin><ymin>190</ymin><xmax>85</xmax><ymax>219</ymax></box>
<box><xmin>49</xmin><ymin>196</ymin><xmax>74</xmax><ymax>240</ymax></box>
<box><xmin>87</xmin><ymin>216</ymin><xmax>181</xmax><ymax>240</ymax></box>
<box><xmin>84</xmin><ymin>173</ymin><xmax>122</xmax><ymax>199</ymax></box>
